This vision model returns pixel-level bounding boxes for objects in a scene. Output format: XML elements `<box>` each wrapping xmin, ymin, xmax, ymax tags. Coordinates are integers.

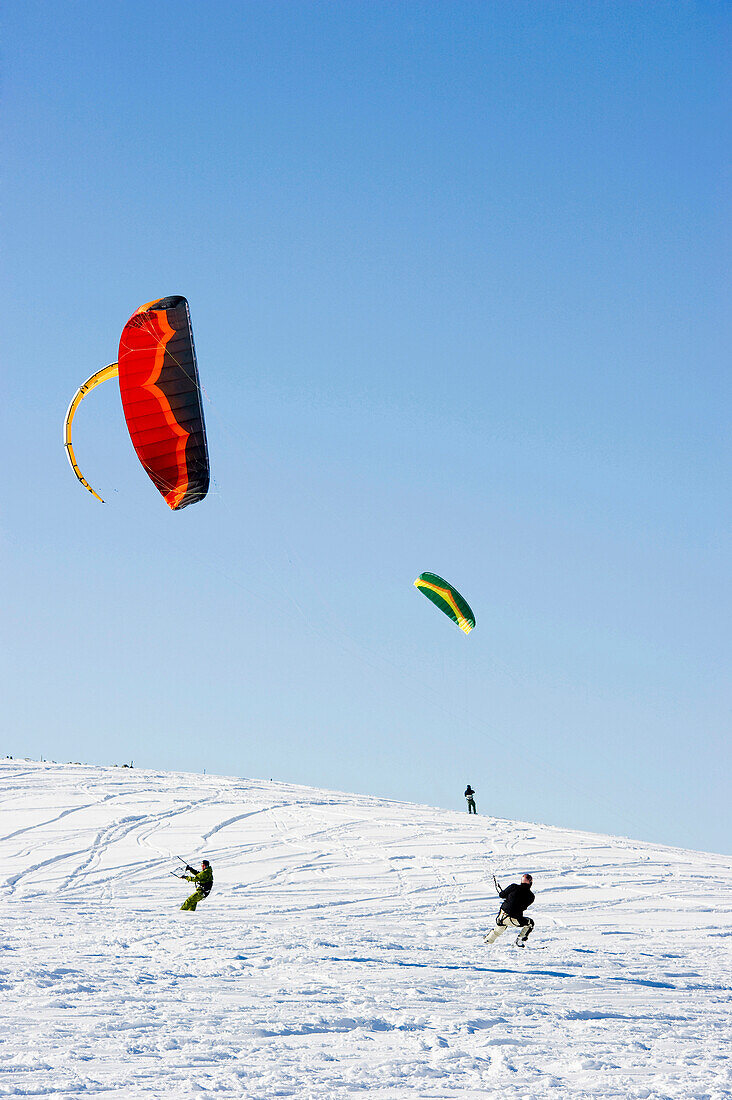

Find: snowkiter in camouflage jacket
<box><xmin>181</xmin><ymin>860</ymin><xmax>213</xmax><ymax>911</ymax></box>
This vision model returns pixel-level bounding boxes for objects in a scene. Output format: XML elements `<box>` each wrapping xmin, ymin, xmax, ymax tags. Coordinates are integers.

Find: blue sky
<box><xmin>2</xmin><ymin>1</ymin><xmax>729</xmax><ymax>852</ymax></box>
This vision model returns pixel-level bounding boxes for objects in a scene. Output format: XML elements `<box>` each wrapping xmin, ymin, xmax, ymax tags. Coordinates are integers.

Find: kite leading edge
<box><xmin>63</xmin><ymin>362</ymin><xmax>120</xmax><ymax>503</ymax></box>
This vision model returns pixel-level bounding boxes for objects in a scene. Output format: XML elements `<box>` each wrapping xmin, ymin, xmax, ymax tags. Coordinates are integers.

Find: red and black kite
<box><xmin>64</xmin><ymin>296</ymin><xmax>210</xmax><ymax>510</ymax></box>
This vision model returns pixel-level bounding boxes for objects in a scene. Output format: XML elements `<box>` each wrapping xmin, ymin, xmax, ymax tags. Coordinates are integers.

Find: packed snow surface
<box><xmin>1</xmin><ymin>761</ymin><xmax>730</xmax><ymax>1098</ymax></box>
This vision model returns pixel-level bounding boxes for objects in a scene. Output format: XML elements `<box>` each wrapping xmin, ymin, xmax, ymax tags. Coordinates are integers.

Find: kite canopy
<box><xmin>118</xmin><ymin>296</ymin><xmax>209</xmax><ymax>510</ymax></box>
<box><xmin>414</xmin><ymin>572</ymin><xmax>476</xmax><ymax>634</ymax></box>
<box><xmin>63</xmin><ymin>296</ymin><xmax>210</xmax><ymax>509</ymax></box>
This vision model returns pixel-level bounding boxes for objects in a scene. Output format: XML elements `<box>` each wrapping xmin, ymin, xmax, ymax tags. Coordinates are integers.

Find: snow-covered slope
<box><xmin>1</xmin><ymin>761</ymin><xmax>730</xmax><ymax>1099</ymax></box>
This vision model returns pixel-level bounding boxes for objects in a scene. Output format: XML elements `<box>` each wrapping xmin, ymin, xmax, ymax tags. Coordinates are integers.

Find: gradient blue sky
<box><xmin>2</xmin><ymin>1</ymin><xmax>729</xmax><ymax>852</ymax></box>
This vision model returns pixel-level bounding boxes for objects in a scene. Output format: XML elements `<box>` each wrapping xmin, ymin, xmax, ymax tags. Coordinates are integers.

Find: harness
<box><xmin>495</xmin><ymin>907</ymin><xmax>533</xmax><ymax>929</ymax></box>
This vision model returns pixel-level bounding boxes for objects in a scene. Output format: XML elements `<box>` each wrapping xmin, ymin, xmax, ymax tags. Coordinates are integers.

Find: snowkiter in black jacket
<box><xmin>484</xmin><ymin>873</ymin><xmax>535</xmax><ymax>947</ymax></box>
<box><xmin>464</xmin><ymin>785</ymin><xmax>476</xmax><ymax>814</ymax></box>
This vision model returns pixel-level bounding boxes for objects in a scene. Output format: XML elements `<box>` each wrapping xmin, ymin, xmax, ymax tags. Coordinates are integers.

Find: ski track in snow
<box><xmin>1</xmin><ymin>762</ymin><xmax>731</xmax><ymax>1098</ymax></box>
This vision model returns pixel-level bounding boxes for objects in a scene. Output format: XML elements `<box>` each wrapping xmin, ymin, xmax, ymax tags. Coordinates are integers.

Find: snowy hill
<box><xmin>1</xmin><ymin>761</ymin><xmax>730</xmax><ymax>1098</ymax></box>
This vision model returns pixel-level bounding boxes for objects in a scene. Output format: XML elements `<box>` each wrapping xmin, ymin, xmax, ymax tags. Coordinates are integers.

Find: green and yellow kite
<box><xmin>414</xmin><ymin>572</ymin><xmax>475</xmax><ymax>635</ymax></box>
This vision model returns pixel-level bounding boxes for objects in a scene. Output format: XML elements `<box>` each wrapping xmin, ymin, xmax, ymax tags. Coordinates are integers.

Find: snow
<box><xmin>1</xmin><ymin>761</ymin><xmax>730</xmax><ymax>1098</ymax></box>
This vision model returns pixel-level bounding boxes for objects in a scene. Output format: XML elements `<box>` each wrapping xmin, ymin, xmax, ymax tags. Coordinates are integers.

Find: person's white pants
<box><xmin>484</xmin><ymin>910</ymin><xmax>534</xmax><ymax>944</ymax></box>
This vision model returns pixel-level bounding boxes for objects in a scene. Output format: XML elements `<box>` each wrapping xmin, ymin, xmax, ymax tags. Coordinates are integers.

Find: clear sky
<box><xmin>2</xmin><ymin>1</ymin><xmax>729</xmax><ymax>853</ymax></box>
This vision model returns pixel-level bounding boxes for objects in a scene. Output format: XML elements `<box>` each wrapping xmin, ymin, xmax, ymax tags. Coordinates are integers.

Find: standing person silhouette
<box><xmin>464</xmin><ymin>785</ymin><xmax>477</xmax><ymax>814</ymax></box>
